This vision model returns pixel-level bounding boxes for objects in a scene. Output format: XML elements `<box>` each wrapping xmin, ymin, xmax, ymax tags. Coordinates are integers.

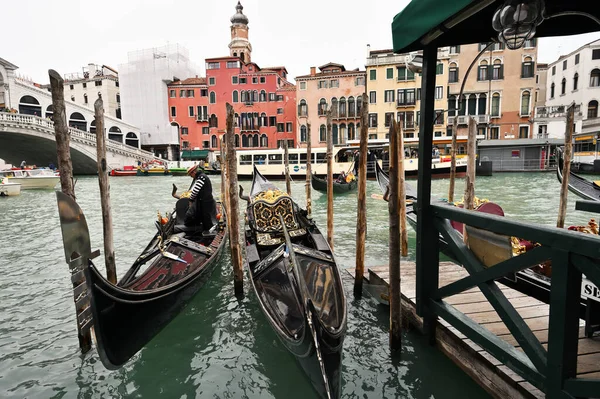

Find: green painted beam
<box><xmin>572</xmin><ymin>253</ymin><xmax>600</xmax><ymax>289</ymax></box>
<box><xmin>575</xmin><ymin>200</ymin><xmax>600</xmax><ymax>214</ymax></box>
<box><xmin>563</xmin><ymin>378</ymin><xmax>600</xmax><ymax>398</ymax></box>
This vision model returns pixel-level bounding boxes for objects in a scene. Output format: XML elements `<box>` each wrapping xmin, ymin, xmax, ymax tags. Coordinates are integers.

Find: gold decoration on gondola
<box><xmin>453</xmin><ymin>196</ymin><xmax>489</xmax><ymax>208</ymax></box>
<box><xmin>511</xmin><ymin>237</ymin><xmax>528</xmax><ymax>256</ymax></box>
<box><xmin>179</xmin><ymin>190</ymin><xmax>192</xmax><ymax>199</ymax></box>
<box><xmin>252</xmin><ymin>189</ymin><xmax>288</xmax><ymax>204</ymax></box>
<box><xmin>568</xmin><ymin>218</ymin><xmax>599</xmax><ymax>235</ymax></box>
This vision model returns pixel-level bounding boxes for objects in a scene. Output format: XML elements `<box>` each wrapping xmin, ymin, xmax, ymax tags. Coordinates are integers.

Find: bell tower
<box><xmin>229</xmin><ymin>1</ymin><xmax>252</xmax><ymax>63</ymax></box>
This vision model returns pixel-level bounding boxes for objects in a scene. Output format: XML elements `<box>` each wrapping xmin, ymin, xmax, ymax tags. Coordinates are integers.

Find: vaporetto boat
<box><xmin>0</xmin><ymin>169</ymin><xmax>59</xmax><ymax>189</ymax></box>
<box><xmin>234</xmin><ymin>146</ymin><xmax>468</xmax><ymax>179</ymax></box>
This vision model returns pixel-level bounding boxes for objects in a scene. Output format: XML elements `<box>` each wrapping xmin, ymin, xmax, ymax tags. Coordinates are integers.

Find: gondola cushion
<box><xmin>250</xmin><ymin>196</ymin><xmax>299</xmax><ymax>233</ymax></box>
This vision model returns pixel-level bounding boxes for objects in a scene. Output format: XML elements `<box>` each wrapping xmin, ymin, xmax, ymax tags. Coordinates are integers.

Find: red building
<box><xmin>166</xmin><ymin>1</ymin><xmax>296</xmax><ymax>159</ymax></box>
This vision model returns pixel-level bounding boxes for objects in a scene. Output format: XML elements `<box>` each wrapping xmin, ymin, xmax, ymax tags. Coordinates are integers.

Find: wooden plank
<box><xmin>484</xmin><ymin>316</ymin><xmax>550</xmax><ymax>336</ymax></box>
<box><xmin>577</xmin><ymin>352</ymin><xmax>600</xmax><ymax>375</ymax></box>
<box><xmin>454</xmin><ymin>296</ymin><xmax>547</xmax><ymax>314</ymax></box>
<box><xmin>444</xmin><ymin>289</ymin><xmax>528</xmax><ymax>306</ymax></box>
<box><xmin>500</xmin><ymin>327</ymin><xmax>586</xmax><ymax>347</ymax></box>
<box><xmin>468</xmin><ymin>306</ymin><xmax>551</xmax><ymax>325</ymax></box>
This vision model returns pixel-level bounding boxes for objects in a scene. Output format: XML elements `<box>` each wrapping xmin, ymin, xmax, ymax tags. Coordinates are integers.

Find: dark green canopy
<box><xmin>181</xmin><ymin>149</ymin><xmax>209</xmax><ymax>160</ymax></box>
<box><xmin>392</xmin><ymin>0</ymin><xmax>600</xmax><ymax>53</ymax></box>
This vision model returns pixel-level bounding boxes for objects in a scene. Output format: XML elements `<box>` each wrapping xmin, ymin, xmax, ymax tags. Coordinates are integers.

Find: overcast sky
<box><xmin>5</xmin><ymin>0</ymin><xmax>600</xmax><ymax>84</ymax></box>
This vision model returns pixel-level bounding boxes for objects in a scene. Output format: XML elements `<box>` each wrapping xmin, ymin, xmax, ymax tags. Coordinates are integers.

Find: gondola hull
<box><xmin>311</xmin><ymin>173</ymin><xmax>357</xmax><ymax>194</ymax></box>
<box><xmin>557</xmin><ymin>147</ymin><xmax>600</xmax><ymax>201</ymax></box>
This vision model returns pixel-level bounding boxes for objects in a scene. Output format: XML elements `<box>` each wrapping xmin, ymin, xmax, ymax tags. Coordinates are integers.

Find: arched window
<box><xmin>478</xmin><ymin>94</ymin><xmax>487</xmax><ymax>115</ymax></box>
<box><xmin>209</xmin><ymin>114</ymin><xmax>218</xmax><ymax>128</ymax></box>
<box><xmin>108</xmin><ymin>126</ymin><xmax>122</xmax><ymax>142</ymax></box>
<box><xmin>574</xmin><ymin>73</ymin><xmax>579</xmax><ymax>91</ymax></box>
<box><xmin>300</xmin><ymin>125</ymin><xmax>307</xmax><ymax>143</ymax></box>
<box><xmin>348</xmin><ymin>123</ymin><xmax>356</xmax><ymax>141</ymax></box>
<box><xmin>521</xmin><ymin>91</ymin><xmax>531</xmax><ymax>116</ymax></box>
<box><xmin>45</xmin><ymin>104</ymin><xmax>54</xmax><ymax>120</ymax></box>
<box><xmin>339</xmin><ymin>97</ymin><xmax>347</xmax><ymax>117</ymax></box>
<box><xmin>260</xmin><ymin>112</ymin><xmax>268</xmax><ymax>127</ymax></box>
<box><xmin>492</xmin><ymin>59</ymin><xmax>503</xmax><ymax>80</ymax></box>
<box><xmin>260</xmin><ymin>90</ymin><xmax>267</xmax><ymax>102</ymax></box>
<box><xmin>235</xmin><ymin>113</ymin><xmax>239</xmax><ymax>128</ymax></box>
<box><xmin>235</xmin><ymin>134</ymin><xmax>240</xmax><ymax>148</ymax></box>
<box><xmin>561</xmin><ymin>78</ymin><xmax>567</xmax><ymax>95</ymax></box>
<box><xmin>448</xmin><ymin>95</ymin><xmax>457</xmax><ymax>116</ymax></box>
<box><xmin>252</xmin><ymin>134</ymin><xmax>259</xmax><ymax>147</ymax></box>
<box><xmin>478</xmin><ymin>60</ymin><xmax>489</xmax><ymax>81</ymax></box>
<box><xmin>348</xmin><ymin>97</ymin><xmax>355</xmax><ymax>117</ymax></box>
<box><xmin>449</xmin><ymin>62</ymin><xmax>459</xmax><ymax>83</ymax></box>
<box><xmin>458</xmin><ymin>95</ymin><xmax>467</xmax><ymax>116</ymax></box>
<box><xmin>550</xmin><ymin>83</ymin><xmax>555</xmax><ymax>98</ymax></box>
<box><xmin>90</xmin><ymin>120</ymin><xmax>97</xmax><ymax>134</ymax></box>
<box><xmin>588</xmin><ymin>100</ymin><xmax>598</xmax><ymax>119</ymax></box>
<box><xmin>338</xmin><ymin>124</ymin><xmax>346</xmax><ymax>145</ymax></box>
<box><xmin>298</xmin><ymin>99</ymin><xmax>308</xmax><ymax>117</ymax></box>
<box><xmin>491</xmin><ymin>93</ymin><xmax>501</xmax><ymax>117</ymax></box>
<box><xmin>521</xmin><ymin>56</ymin><xmax>534</xmax><ymax>78</ymax></box>
<box><xmin>69</xmin><ymin>112</ymin><xmax>87</xmax><ymax>131</ymax></box>
<box><xmin>252</xmin><ymin>90</ymin><xmax>258</xmax><ymax>102</ymax></box>
<box><xmin>240</xmin><ymin>90</ymin><xmax>247</xmax><ymax>102</ymax></box>
<box><xmin>356</xmin><ymin>96</ymin><xmax>363</xmax><ymax>114</ymax></box>
<box><xmin>467</xmin><ymin>94</ymin><xmax>477</xmax><ymax>115</ymax></box>
<box><xmin>125</xmin><ymin>132</ymin><xmax>139</xmax><ymax>148</ymax></box>
<box><xmin>211</xmin><ymin>135</ymin><xmax>217</xmax><ymax>148</ymax></box>
<box><xmin>209</xmin><ymin>91</ymin><xmax>216</xmax><ymax>104</ymax></box>
<box><xmin>591</xmin><ymin>69</ymin><xmax>600</xmax><ymax>87</ymax></box>
<box><xmin>332</xmin><ymin>124</ymin><xmax>338</xmax><ymax>145</ymax></box>
<box><xmin>232</xmin><ymin>90</ymin><xmax>239</xmax><ymax>103</ymax></box>
<box><xmin>331</xmin><ymin>97</ymin><xmax>338</xmax><ymax>115</ymax></box>
<box><xmin>260</xmin><ymin>134</ymin><xmax>268</xmax><ymax>148</ymax></box>
<box><xmin>18</xmin><ymin>95</ymin><xmax>41</xmax><ymax>116</ymax></box>
<box><xmin>242</xmin><ymin>134</ymin><xmax>249</xmax><ymax>147</ymax></box>
<box><xmin>319</xmin><ymin>124</ymin><xmax>326</xmax><ymax>142</ymax></box>
<box><xmin>318</xmin><ymin>98</ymin><xmax>327</xmax><ymax>116</ymax></box>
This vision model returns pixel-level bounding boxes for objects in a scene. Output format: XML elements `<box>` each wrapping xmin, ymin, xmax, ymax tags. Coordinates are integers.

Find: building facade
<box><xmin>295</xmin><ymin>63</ymin><xmax>366</xmax><ymax>148</ymax></box>
<box><xmin>119</xmin><ymin>43</ymin><xmax>198</xmax><ymax>160</ymax></box>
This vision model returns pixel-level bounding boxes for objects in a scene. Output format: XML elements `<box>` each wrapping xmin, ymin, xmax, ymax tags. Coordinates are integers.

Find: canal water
<box><xmin>0</xmin><ymin>172</ymin><xmax>595</xmax><ymax>398</ymax></box>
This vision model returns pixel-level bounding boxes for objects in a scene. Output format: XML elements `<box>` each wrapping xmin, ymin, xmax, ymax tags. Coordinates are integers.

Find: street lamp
<box><xmin>492</xmin><ymin>0</ymin><xmax>545</xmax><ymax>50</ymax></box>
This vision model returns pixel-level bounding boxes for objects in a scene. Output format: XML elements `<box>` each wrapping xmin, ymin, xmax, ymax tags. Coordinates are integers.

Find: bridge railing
<box><xmin>0</xmin><ymin>112</ymin><xmax>158</xmax><ymax>163</ymax></box>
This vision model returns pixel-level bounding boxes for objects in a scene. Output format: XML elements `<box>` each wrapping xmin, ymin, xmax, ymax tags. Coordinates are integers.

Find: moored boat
<box><xmin>241</xmin><ymin>166</ymin><xmax>347</xmax><ymax>399</ymax></box>
<box><xmin>55</xmin><ymin>191</ymin><xmax>227</xmax><ymax>369</ymax></box>
<box><xmin>0</xmin><ymin>177</ymin><xmax>21</xmax><ymax>196</ymax></box>
<box><xmin>311</xmin><ymin>173</ymin><xmax>357</xmax><ymax>194</ymax></box>
<box><xmin>0</xmin><ymin>168</ymin><xmax>59</xmax><ymax>189</ymax></box>
<box><xmin>169</xmin><ymin>167</ymin><xmax>189</xmax><ymax>176</ymax></box>
<box><xmin>557</xmin><ymin>147</ymin><xmax>600</xmax><ymax>202</ymax></box>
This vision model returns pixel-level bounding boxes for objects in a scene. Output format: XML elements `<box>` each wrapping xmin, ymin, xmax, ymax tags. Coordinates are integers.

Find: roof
<box><xmin>262</xmin><ymin>66</ymin><xmax>288</xmax><ymax>73</ymax></box>
<box><xmin>547</xmin><ymin>38</ymin><xmax>600</xmax><ymax>67</ymax></box>
<box><xmin>296</xmin><ymin>70</ymin><xmax>366</xmax><ymax>79</ymax></box>
<box><xmin>205</xmin><ymin>56</ymin><xmax>240</xmax><ymax>62</ymax></box>
<box><xmin>478</xmin><ymin>138</ymin><xmax>564</xmax><ymax>148</ymax></box>
<box><xmin>392</xmin><ymin>0</ymin><xmax>600</xmax><ymax>53</ymax></box>
<box><xmin>0</xmin><ymin>57</ymin><xmax>18</xmax><ymax>70</ymax></box>
<box><xmin>319</xmin><ymin>62</ymin><xmax>346</xmax><ymax>71</ymax></box>
<box><xmin>369</xmin><ymin>49</ymin><xmax>395</xmax><ymax>56</ymax></box>
<box><xmin>168</xmin><ymin>77</ymin><xmax>207</xmax><ymax>86</ymax></box>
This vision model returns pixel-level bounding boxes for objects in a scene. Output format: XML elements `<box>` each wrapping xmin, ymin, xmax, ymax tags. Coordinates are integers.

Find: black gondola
<box><xmin>56</xmin><ymin>191</ymin><xmax>227</xmax><ymax>369</ymax></box>
<box><xmin>557</xmin><ymin>147</ymin><xmax>600</xmax><ymax>201</ymax></box>
<box><xmin>241</xmin><ymin>166</ymin><xmax>347</xmax><ymax>399</ymax></box>
<box><xmin>311</xmin><ymin>173</ymin><xmax>357</xmax><ymax>194</ymax></box>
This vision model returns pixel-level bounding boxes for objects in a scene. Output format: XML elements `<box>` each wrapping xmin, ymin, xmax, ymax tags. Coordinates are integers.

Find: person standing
<box><xmin>20</xmin><ymin>160</ymin><xmax>26</xmax><ymax>169</ymax></box>
<box><xmin>183</xmin><ymin>164</ymin><xmax>217</xmax><ymax>231</ymax></box>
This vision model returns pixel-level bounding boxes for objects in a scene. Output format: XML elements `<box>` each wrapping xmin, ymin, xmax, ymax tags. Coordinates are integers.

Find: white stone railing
<box><xmin>0</xmin><ymin>112</ymin><xmax>157</xmax><ymax>161</ymax></box>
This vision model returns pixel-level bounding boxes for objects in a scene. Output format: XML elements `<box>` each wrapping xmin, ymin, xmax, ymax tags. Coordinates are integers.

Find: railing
<box><xmin>582</xmin><ymin>117</ymin><xmax>600</xmax><ymax>129</ymax></box>
<box><xmin>448</xmin><ymin>115</ymin><xmax>490</xmax><ymax>125</ymax></box>
<box><xmin>0</xmin><ymin>112</ymin><xmax>157</xmax><ymax>161</ymax></box>
<box><xmin>485</xmin><ymin>158</ymin><xmax>557</xmax><ymax>171</ymax></box>
<box><xmin>416</xmin><ymin>199</ymin><xmax>600</xmax><ymax>397</ymax></box>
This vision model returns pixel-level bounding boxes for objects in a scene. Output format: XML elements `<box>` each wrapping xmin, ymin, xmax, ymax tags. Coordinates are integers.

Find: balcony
<box><xmin>196</xmin><ymin>115</ymin><xmax>208</xmax><ymax>122</ymax></box>
<box><xmin>397</xmin><ymin>100</ymin><xmax>416</xmax><ymax>108</ymax></box>
<box><xmin>447</xmin><ymin>115</ymin><xmax>490</xmax><ymax>125</ymax></box>
<box><xmin>583</xmin><ymin>117</ymin><xmax>600</xmax><ymax>130</ymax></box>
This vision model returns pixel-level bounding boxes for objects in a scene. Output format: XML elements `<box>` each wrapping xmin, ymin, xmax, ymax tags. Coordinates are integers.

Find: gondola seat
<box><xmin>249</xmin><ymin>193</ymin><xmax>306</xmax><ymax>245</ymax></box>
<box><xmin>173</xmin><ymin>198</ymin><xmax>204</xmax><ymax>234</ymax></box>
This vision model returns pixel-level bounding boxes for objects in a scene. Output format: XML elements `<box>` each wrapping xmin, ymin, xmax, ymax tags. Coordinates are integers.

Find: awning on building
<box><xmin>181</xmin><ymin>150</ymin><xmax>209</xmax><ymax>160</ymax></box>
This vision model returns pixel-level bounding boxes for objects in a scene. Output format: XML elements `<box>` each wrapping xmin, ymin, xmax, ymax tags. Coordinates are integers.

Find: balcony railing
<box><xmin>397</xmin><ymin>100</ymin><xmax>416</xmax><ymax>107</ymax></box>
<box><xmin>196</xmin><ymin>115</ymin><xmax>208</xmax><ymax>122</ymax></box>
<box><xmin>447</xmin><ymin>115</ymin><xmax>490</xmax><ymax>125</ymax></box>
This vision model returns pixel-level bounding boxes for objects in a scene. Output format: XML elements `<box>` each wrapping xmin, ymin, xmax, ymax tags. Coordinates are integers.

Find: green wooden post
<box><xmin>415</xmin><ymin>45</ymin><xmax>440</xmax><ymax>344</ymax></box>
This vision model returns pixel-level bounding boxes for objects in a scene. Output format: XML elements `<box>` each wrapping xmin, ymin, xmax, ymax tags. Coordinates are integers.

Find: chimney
<box><xmin>367</xmin><ymin>44</ymin><xmax>371</xmax><ymax>57</ymax></box>
<box><xmin>310</xmin><ymin>66</ymin><xmax>316</xmax><ymax>76</ymax></box>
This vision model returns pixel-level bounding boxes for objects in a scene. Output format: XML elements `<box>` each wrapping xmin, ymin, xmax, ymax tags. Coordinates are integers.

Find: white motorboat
<box><xmin>0</xmin><ymin>169</ymin><xmax>59</xmax><ymax>189</ymax></box>
<box><xmin>0</xmin><ymin>177</ymin><xmax>21</xmax><ymax>196</ymax></box>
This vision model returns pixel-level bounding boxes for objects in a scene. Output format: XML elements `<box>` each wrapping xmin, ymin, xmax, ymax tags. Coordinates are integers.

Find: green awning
<box><xmin>392</xmin><ymin>0</ymin><xmax>600</xmax><ymax>54</ymax></box>
<box><xmin>181</xmin><ymin>150</ymin><xmax>209</xmax><ymax>160</ymax></box>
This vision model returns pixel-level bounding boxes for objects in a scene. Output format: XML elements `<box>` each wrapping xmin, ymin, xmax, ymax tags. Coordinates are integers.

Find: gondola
<box><xmin>557</xmin><ymin>147</ymin><xmax>600</xmax><ymax>201</ymax></box>
<box><xmin>311</xmin><ymin>173</ymin><xmax>357</xmax><ymax>194</ymax></box>
<box><xmin>240</xmin><ymin>166</ymin><xmax>347</xmax><ymax>399</ymax></box>
<box><xmin>56</xmin><ymin>191</ymin><xmax>227</xmax><ymax>369</ymax></box>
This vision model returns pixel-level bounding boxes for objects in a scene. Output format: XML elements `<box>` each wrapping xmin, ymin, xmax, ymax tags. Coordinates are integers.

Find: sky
<box><xmin>4</xmin><ymin>0</ymin><xmax>600</xmax><ymax>84</ymax></box>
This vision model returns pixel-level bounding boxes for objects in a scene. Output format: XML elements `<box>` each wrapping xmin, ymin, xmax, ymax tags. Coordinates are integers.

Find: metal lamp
<box><xmin>492</xmin><ymin>0</ymin><xmax>545</xmax><ymax>49</ymax></box>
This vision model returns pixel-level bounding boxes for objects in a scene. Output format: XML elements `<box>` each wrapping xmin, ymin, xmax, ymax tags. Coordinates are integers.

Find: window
<box><xmin>491</xmin><ymin>93</ymin><xmax>500</xmax><ymax>117</ymax></box>
<box><xmin>269</xmin><ymin>93</ymin><xmax>276</xmax><ymax>101</ymax></box>
<box><xmin>368</xmin><ymin>113</ymin><xmax>378</xmax><ymax>128</ymax></box>
<box><xmin>171</xmin><ymin>106</ymin><xmax>176</xmax><ymax>117</ymax></box>
<box><xmin>239</xmin><ymin>77</ymin><xmax>247</xmax><ymax>84</ymax></box>
<box><xmin>269</xmin><ymin>116</ymin><xmax>276</xmax><ymax>126</ymax></box>
<box><xmin>492</xmin><ymin>60</ymin><xmax>504</xmax><ymax>80</ymax></box>
<box><xmin>298</xmin><ymin>99</ymin><xmax>308</xmax><ymax>117</ymax></box>
<box><xmin>386</xmin><ymin>68</ymin><xmax>393</xmax><ymax>79</ymax></box>
<box><xmin>593</xmin><ymin>49</ymin><xmax>600</xmax><ymax>60</ymax></box>
<box><xmin>115</xmin><ymin>81</ymin><xmax>119</xmax><ymax>87</ymax></box>
<box><xmin>82</xmin><ymin>82</ymin><xmax>87</xmax><ymax>88</ymax></box>
<box><xmin>277</xmin><ymin>123</ymin><xmax>284</xmax><ymax>132</ymax></box>
<box><xmin>95</xmin><ymin>80</ymin><xmax>102</xmax><ymax>86</ymax></box>
<box><xmin>384</xmin><ymin>90</ymin><xmax>394</xmax><ymax>103</ymax></box>
<box><xmin>449</xmin><ymin>45</ymin><xmax>460</xmax><ymax>54</ymax></box>
<box><xmin>209</xmin><ymin>92</ymin><xmax>216</xmax><ymax>104</ymax></box>
<box><xmin>182</xmin><ymin>140</ymin><xmax>189</xmax><ymax>149</ymax></box>
<box><xmin>591</xmin><ymin>69</ymin><xmax>600</xmax><ymax>87</ymax></box>
<box><xmin>369</xmin><ymin>91</ymin><xmax>376</xmax><ymax>104</ymax></box>
<box><xmin>319</xmin><ymin>124</ymin><xmax>326</xmax><ymax>141</ymax></box>
<box><xmin>588</xmin><ymin>100</ymin><xmax>598</xmax><ymax>119</ymax></box>
<box><xmin>232</xmin><ymin>76</ymin><xmax>238</xmax><ymax>84</ymax></box>
<box><xmin>573</xmin><ymin>73</ymin><xmax>579</xmax><ymax>91</ymax></box>
<box><xmin>227</xmin><ymin>61</ymin><xmax>239</xmax><ymax>68</ymax></box>
<box><xmin>209</xmin><ymin>77</ymin><xmax>216</xmax><ymax>86</ymax></box>
<box><xmin>348</xmin><ymin>97</ymin><xmax>355</xmax><ymax>117</ymax></box>
<box><xmin>521</xmin><ymin>91</ymin><xmax>530</xmax><ymax>116</ymax></box>
<box><xmin>550</xmin><ymin>83</ymin><xmax>555</xmax><ymax>98</ymax></box>
<box><xmin>187</xmin><ymin>90</ymin><xmax>194</xmax><ymax>97</ymax></box>
<box><xmin>300</xmin><ymin>81</ymin><xmax>306</xmax><ymax>90</ymax></box>
<box><xmin>575</xmin><ymin>54</ymin><xmax>580</xmax><ymax>64</ymax></box>
<box><xmin>435</xmin><ymin>86</ymin><xmax>443</xmax><ymax>100</ymax></box>
<box><xmin>318</xmin><ymin>98</ymin><xmax>327</xmax><ymax>116</ymax></box>
<box><xmin>338</xmin><ymin>97</ymin><xmax>347</xmax><ymax>117</ymax></box>
<box><xmin>490</xmin><ymin>126</ymin><xmax>500</xmax><ymax>139</ymax></box>
<box><xmin>207</xmin><ymin>62</ymin><xmax>220</xmax><ymax>69</ymax></box>
<box><xmin>201</xmin><ymin>89</ymin><xmax>208</xmax><ymax>97</ymax></box>
<box><xmin>561</xmin><ymin>78</ymin><xmax>567</xmax><ymax>95</ymax></box>
<box><xmin>436</xmin><ymin>63</ymin><xmax>443</xmax><ymax>75</ymax></box>
<box><xmin>434</xmin><ymin>110</ymin><xmax>444</xmax><ymax>125</ymax></box>
<box><xmin>397</xmin><ymin>89</ymin><xmax>416</xmax><ymax>106</ymax></box>
<box><xmin>552</xmin><ymin>65</ymin><xmax>556</xmax><ymax>75</ymax></box>
<box><xmin>252</xmin><ymin>77</ymin><xmax>258</xmax><ymax>84</ymax></box>
<box><xmin>209</xmin><ymin>114</ymin><xmax>218</xmax><ymax>128</ymax></box>
<box><xmin>277</xmin><ymin>108</ymin><xmax>283</xmax><ymax>114</ymax></box>
<box><xmin>449</xmin><ymin>63</ymin><xmax>459</xmax><ymax>83</ymax></box>
<box><xmin>563</xmin><ymin>60</ymin><xmax>568</xmax><ymax>70</ymax></box>
<box><xmin>521</xmin><ymin>57</ymin><xmax>534</xmax><ymax>78</ymax></box>
<box><xmin>83</xmin><ymin>94</ymin><xmax>88</xmax><ymax>104</ymax></box>
<box><xmin>519</xmin><ymin>126</ymin><xmax>529</xmax><ymax>139</ymax></box>
<box><xmin>286</xmin><ymin>122</ymin><xmax>292</xmax><ymax>132</ymax></box>
<box><xmin>300</xmin><ymin>125</ymin><xmax>307</xmax><ymax>142</ymax></box>
<box><xmin>355</xmin><ymin>76</ymin><xmax>365</xmax><ymax>86</ymax></box>
<box><xmin>370</xmin><ymin>69</ymin><xmax>376</xmax><ymax>81</ymax></box>
<box><xmin>397</xmin><ymin>66</ymin><xmax>415</xmax><ymax>81</ymax></box>
<box><xmin>434</xmin><ymin>131</ymin><xmax>443</xmax><ymax>137</ymax></box>
<box><xmin>233</xmin><ymin>90</ymin><xmax>239</xmax><ymax>102</ymax></box>
<box><xmin>384</xmin><ymin>112</ymin><xmax>394</xmax><ymax>127</ymax></box>
<box><xmin>492</xmin><ymin>42</ymin><xmax>505</xmax><ymax>51</ymax></box>
<box><xmin>448</xmin><ymin>95</ymin><xmax>457</xmax><ymax>116</ymax></box>
<box><xmin>318</xmin><ymin>80</ymin><xmax>327</xmax><ymax>89</ymax></box>
<box><xmin>180</xmin><ymin>89</ymin><xmax>187</xmax><ymax>98</ymax></box>
<box><xmin>202</xmin><ymin>127</ymin><xmax>209</xmax><ymax>135</ymax></box>
<box><xmin>260</xmin><ymin>77</ymin><xmax>266</xmax><ymax>84</ymax></box>
<box><xmin>189</xmin><ymin>106</ymin><xmax>194</xmax><ymax>117</ymax></box>
<box><xmin>524</xmin><ymin>38</ymin><xmax>536</xmax><ymax>48</ymax></box>
<box><xmin>69</xmin><ymin>84</ymin><xmax>74</xmax><ymax>90</ymax></box>
<box><xmin>478</xmin><ymin>61</ymin><xmax>489</xmax><ymax>81</ymax></box>
<box><xmin>478</xmin><ymin>43</ymin><xmax>488</xmax><ymax>51</ymax></box>
<box><xmin>181</xmin><ymin>127</ymin><xmax>189</xmax><ymax>135</ymax></box>
<box><xmin>330</xmin><ymin>79</ymin><xmax>339</xmax><ymax>88</ymax></box>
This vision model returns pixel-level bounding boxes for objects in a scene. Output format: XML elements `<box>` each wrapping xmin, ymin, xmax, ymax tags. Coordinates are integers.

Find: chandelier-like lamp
<box><xmin>492</xmin><ymin>0</ymin><xmax>545</xmax><ymax>49</ymax></box>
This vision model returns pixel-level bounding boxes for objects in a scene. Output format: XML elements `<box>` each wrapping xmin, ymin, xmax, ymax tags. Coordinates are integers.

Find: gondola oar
<box><xmin>279</xmin><ymin>215</ymin><xmax>333</xmax><ymax>399</ymax></box>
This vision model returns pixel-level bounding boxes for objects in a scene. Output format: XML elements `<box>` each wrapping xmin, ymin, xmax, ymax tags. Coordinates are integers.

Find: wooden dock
<box><xmin>348</xmin><ymin>262</ymin><xmax>600</xmax><ymax>399</ymax></box>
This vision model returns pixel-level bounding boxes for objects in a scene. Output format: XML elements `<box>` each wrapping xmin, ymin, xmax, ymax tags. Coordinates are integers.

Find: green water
<box><xmin>0</xmin><ymin>172</ymin><xmax>594</xmax><ymax>398</ymax></box>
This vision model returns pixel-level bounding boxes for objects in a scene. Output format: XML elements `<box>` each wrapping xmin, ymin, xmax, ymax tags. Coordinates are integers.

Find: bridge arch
<box><xmin>19</xmin><ymin>95</ymin><xmax>42</xmax><ymax>116</ymax></box>
<box><xmin>109</xmin><ymin>126</ymin><xmax>123</xmax><ymax>143</ymax></box>
<box><xmin>125</xmin><ymin>132</ymin><xmax>139</xmax><ymax>148</ymax></box>
<box><xmin>69</xmin><ymin>112</ymin><xmax>87</xmax><ymax>131</ymax></box>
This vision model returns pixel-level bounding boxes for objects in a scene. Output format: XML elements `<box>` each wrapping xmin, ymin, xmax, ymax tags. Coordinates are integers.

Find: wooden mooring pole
<box><xmin>326</xmin><ymin>107</ymin><xmax>334</xmax><ymax>249</ymax></box>
<box><xmin>389</xmin><ymin>120</ymin><xmax>402</xmax><ymax>350</ymax></box>
<box><xmin>354</xmin><ymin>93</ymin><xmax>369</xmax><ymax>298</ymax></box>
<box><xmin>94</xmin><ymin>95</ymin><xmax>116</xmax><ymax>284</ymax></box>
<box><xmin>49</xmin><ymin>69</ymin><xmax>92</xmax><ymax>353</ymax></box>
<box><xmin>225</xmin><ymin>103</ymin><xmax>243</xmax><ymax>297</ymax></box>
<box><xmin>463</xmin><ymin>117</ymin><xmax>477</xmax><ymax>243</ymax></box>
<box><xmin>557</xmin><ymin>103</ymin><xmax>575</xmax><ymax>229</ymax></box>
<box><xmin>398</xmin><ymin>122</ymin><xmax>408</xmax><ymax>257</ymax></box>
<box><xmin>448</xmin><ymin>118</ymin><xmax>458</xmax><ymax>203</ymax></box>
<box><xmin>220</xmin><ymin>137</ymin><xmax>227</xmax><ymax>205</ymax></box>
<box><xmin>306</xmin><ymin>123</ymin><xmax>312</xmax><ymax>218</ymax></box>
<box><xmin>284</xmin><ymin>138</ymin><xmax>292</xmax><ymax>196</ymax></box>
